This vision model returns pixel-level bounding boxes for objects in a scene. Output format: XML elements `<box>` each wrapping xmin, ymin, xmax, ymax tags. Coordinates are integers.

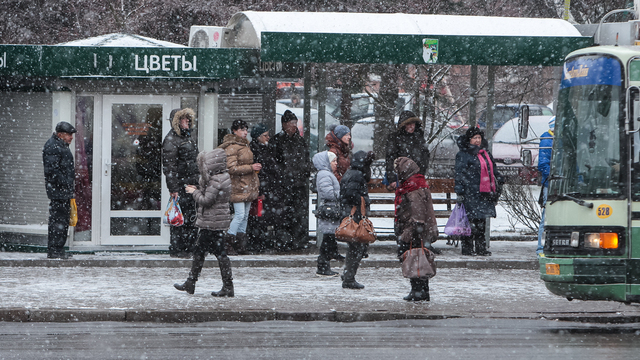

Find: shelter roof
<box><xmin>57</xmin><ymin>33</ymin><xmax>186</xmax><ymax>48</ymax></box>
<box><xmin>225</xmin><ymin>11</ymin><xmax>593</xmax><ymax>66</ymax></box>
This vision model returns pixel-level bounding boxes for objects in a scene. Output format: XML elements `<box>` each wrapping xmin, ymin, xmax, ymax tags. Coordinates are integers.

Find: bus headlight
<box><xmin>584</xmin><ymin>233</ymin><xmax>619</xmax><ymax>249</ymax></box>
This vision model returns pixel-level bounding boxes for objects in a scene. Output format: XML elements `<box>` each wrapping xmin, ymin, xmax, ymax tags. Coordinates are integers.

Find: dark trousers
<box><xmin>169</xmin><ymin>190</ymin><xmax>198</xmax><ymax>255</ymax></box>
<box><xmin>343</xmin><ymin>242</ymin><xmax>367</xmax><ymax>282</ymax></box>
<box><xmin>187</xmin><ymin>229</ymin><xmax>232</xmax><ymax>284</ymax></box>
<box><xmin>48</xmin><ymin>199</ymin><xmax>70</xmax><ymax>256</ymax></box>
<box><xmin>461</xmin><ymin>218</ymin><xmax>487</xmax><ymax>255</ymax></box>
<box><xmin>317</xmin><ymin>234</ymin><xmax>338</xmax><ymax>272</ymax></box>
<box><xmin>281</xmin><ymin>185</ymin><xmax>309</xmax><ymax>248</ymax></box>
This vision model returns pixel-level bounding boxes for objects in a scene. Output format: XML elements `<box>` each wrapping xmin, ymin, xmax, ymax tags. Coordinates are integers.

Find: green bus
<box><xmin>538</xmin><ymin>45</ymin><xmax>640</xmax><ymax>303</ymax></box>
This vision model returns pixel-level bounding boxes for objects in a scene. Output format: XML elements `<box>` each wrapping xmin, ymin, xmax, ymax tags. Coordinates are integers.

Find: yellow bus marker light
<box><xmin>585</xmin><ymin>233</ymin><xmax>619</xmax><ymax>249</ymax></box>
<box><xmin>546</xmin><ymin>263</ymin><xmax>560</xmax><ymax>275</ymax></box>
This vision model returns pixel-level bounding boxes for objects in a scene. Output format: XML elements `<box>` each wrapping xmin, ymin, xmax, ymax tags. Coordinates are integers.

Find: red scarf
<box><xmin>394</xmin><ymin>173</ymin><xmax>429</xmax><ymax>215</ymax></box>
<box><xmin>477</xmin><ymin>149</ymin><xmax>496</xmax><ymax>193</ymax></box>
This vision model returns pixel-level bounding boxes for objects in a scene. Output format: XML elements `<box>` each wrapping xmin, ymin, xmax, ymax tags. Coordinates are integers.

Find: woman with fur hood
<box><xmin>394</xmin><ymin>157</ymin><xmax>439</xmax><ymax>301</ymax></box>
<box><xmin>218</xmin><ymin>119</ymin><xmax>261</xmax><ymax>254</ymax></box>
<box><xmin>454</xmin><ymin>127</ymin><xmax>504</xmax><ymax>256</ymax></box>
<box><xmin>162</xmin><ymin>108</ymin><xmax>199</xmax><ymax>258</ymax></box>
<box><xmin>313</xmin><ymin>151</ymin><xmax>343</xmax><ymax>277</ymax></box>
<box><xmin>384</xmin><ymin>110</ymin><xmax>430</xmax><ymax>191</ymax></box>
<box><xmin>175</xmin><ymin>148</ymin><xmax>234</xmax><ymax>297</ymax></box>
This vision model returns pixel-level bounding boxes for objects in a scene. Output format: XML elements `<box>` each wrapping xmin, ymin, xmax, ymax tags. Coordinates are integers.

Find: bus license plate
<box><xmin>546</xmin><ymin>263</ymin><xmax>560</xmax><ymax>275</ymax></box>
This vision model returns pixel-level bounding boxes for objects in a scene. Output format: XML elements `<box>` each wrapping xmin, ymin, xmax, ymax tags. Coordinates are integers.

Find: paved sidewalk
<box><xmin>3</xmin><ymin>240</ymin><xmax>640</xmax><ymax>324</ymax></box>
<box><xmin>0</xmin><ymin>240</ymin><xmax>539</xmax><ymax>270</ymax></box>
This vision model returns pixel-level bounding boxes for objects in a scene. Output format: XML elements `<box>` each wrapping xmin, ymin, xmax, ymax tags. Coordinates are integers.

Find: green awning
<box><xmin>0</xmin><ymin>45</ymin><xmax>260</xmax><ymax>79</ymax></box>
<box><xmin>260</xmin><ymin>32</ymin><xmax>593</xmax><ymax>66</ymax></box>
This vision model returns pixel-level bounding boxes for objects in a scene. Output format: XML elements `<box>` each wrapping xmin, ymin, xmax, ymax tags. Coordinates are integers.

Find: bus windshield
<box><xmin>549</xmin><ymin>55</ymin><xmax>624</xmax><ymax>198</ymax></box>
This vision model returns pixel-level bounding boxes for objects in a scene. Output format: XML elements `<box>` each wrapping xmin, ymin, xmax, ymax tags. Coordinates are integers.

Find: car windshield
<box><xmin>549</xmin><ymin>54</ymin><xmax>624</xmax><ymax>198</ymax></box>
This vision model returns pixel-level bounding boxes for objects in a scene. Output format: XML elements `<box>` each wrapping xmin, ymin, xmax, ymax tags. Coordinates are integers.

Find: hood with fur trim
<box><xmin>171</xmin><ymin>108</ymin><xmax>196</xmax><ymax>136</ymax></box>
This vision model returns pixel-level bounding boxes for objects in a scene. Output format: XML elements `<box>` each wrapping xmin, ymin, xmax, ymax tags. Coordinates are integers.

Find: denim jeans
<box><xmin>228</xmin><ymin>201</ymin><xmax>251</xmax><ymax>235</ymax></box>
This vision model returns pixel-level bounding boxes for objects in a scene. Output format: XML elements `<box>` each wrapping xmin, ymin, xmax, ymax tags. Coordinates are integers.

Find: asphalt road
<box><xmin>1</xmin><ymin>319</ymin><xmax>639</xmax><ymax>359</ymax></box>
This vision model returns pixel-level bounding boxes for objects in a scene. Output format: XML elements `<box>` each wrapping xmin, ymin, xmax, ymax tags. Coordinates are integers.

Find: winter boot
<box><xmin>342</xmin><ymin>244</ymin><xmax>365</xmax><ymax>289</ymax></box>
<box><xmin>317</xmin><ymin>236</ymin><xmax>339</xmax><ymax>277</ymax></box>
<box><xmin>236</xmin><ymin>233</ymin><xmax>248</xmax><ymax>255</ymax></box>
<box><xmin>403</xmin><ymin>278</ymin><xmax>419</xmax><ymax>301</ymax></box>
<box><xmin>413</xmin><ymin>279</ymin><xmax>430</xmax><ymax>301</ymax></box>
<box><xmin>224</xmin><ymin>233</ymin><xmax>238</xmax><ymax>256</ymax></box>
<box><xmin>475</xmin><ymin>238</ymin><xmax>492</xmax><ymax>256</ymax></box>
<box><xmin>173</xmin><ymin>250</ymin><xmax>205</xmax><ymax>295</ymax></box>
<box><xmin>211</xmin><ymin>255</ymin><xmax>234</xmax><ymax>297</ymax></box>
<box><xmin>461</xmin><ymin>238</ymin><xmax>475</xmax><ymax>256</ymax></box>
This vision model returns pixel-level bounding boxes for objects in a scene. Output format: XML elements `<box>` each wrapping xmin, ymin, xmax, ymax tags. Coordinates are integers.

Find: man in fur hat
<box><xmin>384</xmin><ymin>110</ymin><xmax>430</xmax><ymax>191</ymax></box>
<box><xmin>162</xmin><ymin>108</ymin><xmax>199</xmax><ymax>258</ymax></box>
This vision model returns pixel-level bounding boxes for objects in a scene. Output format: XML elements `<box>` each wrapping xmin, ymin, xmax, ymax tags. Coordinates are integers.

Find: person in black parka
<box><xmin>454</xmin><ymin>127</ymin><xmax>504</xmax><ymax>256</ymax></box>
<box><xmin>162</xmin><ymin>108</ymin><xmax>199</xmax><ymax>258</ymax></box>
<box><xmin>385</xmin><ymin>110</ymin><xmax>430</xmax><ymax>190</ymax></box>
<box><xmin>272</xmin><ymin>110</ymin><xmax>314</xmax><ymax>251</ymax></box>
<box><xmin>42</xmin><ymin>121</ymin><xmax>77</xmax><ymax>259</ymax></box>
<box><xmin>339</xmin><ymin>150</ymin><xmax>375</xmax><ymax>289</ymax></box>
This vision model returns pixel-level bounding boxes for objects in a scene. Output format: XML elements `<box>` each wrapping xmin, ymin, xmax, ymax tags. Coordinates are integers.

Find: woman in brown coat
<box><xmin>218</xmin><ymin>119</ymin><xmax>261</xmax><ymax>253</ymax></box>
<box><xmin>394</xmin><ymin>157</ymin><xmax>439</xmax><ymax>301</ymax></box>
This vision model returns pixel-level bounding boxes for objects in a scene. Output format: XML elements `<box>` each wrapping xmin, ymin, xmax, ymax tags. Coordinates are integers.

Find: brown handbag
<box><xmin>335</xmin><ymin>196</ymin><xmax>376</xmax><ymax>244</ymax></box>
<box><xmin>401</xmin><ymin>241</ymin><xmax>436</xmax><ymax>279</ymax></box>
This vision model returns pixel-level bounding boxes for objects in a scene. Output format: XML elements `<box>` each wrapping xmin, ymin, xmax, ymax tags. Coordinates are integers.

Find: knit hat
<box><xmin>333</xmin><ymin>125</ymin><xmax>350</xmax><ymax>139</ymax></box>
<box><xmin>327</xmin><ymin>151</ymin><xmax>337</xmax><ymax>163</ymax></box>
<box><xmin>281</xmin><ymin>110</ymin><xmax>298</xmax><ymax>123</ymax></box>
<box><xmin>548</xmin><ymin>116</ymin><xmax>555</xmax><ymax>130</ymax></box>
<box><xmin>250</xmin><ymin>123</ymin><xmax>269</xmax><ymax>139</ymax></box>
<box><xmin>398</xmin><ymin>110</ymin><xmax>420</xmax><ymax>129</ymax></box>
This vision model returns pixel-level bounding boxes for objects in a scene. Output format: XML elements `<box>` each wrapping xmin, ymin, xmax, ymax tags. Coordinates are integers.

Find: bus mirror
<box><xmin>519</xmin><ymin>105</ymin><xmax>529</xmax><ymax>139</ymax></box>
<box><xmin>522</xmin><ymin>149</ymin><xmax>533</xmax><ymax>167</ymax></box>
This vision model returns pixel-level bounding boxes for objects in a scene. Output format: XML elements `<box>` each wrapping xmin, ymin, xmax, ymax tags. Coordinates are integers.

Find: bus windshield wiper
<box><xmin>550</xmin><ymin>193</ymin><xmax>594</xmax><ymax>209</ymax></box>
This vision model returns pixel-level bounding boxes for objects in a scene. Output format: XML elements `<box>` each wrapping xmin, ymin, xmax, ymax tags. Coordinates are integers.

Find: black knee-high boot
<box><xmin>415</xmin><ymin>279</ymin><xmax>430</xmax><ymax>301</ymax></box>
<box><xmin>317</xmin><ymin>235</ymin><xmax>338</xmax><ymax>276</ymax></box>
<box><xmin>211</xmin><ymin>255</ymin><xmax>234</xmax><ymax>297</ymax></box>
<box><xmin>174</xmin><ymin>250</ymin><xmax>206</xmax><ymax>294</ymax></box>
<box><xmin>342</xmin><ymin>242</ymin><xmax>365</xmax><ymax>289</ymax></box>
<box><xmin>404</xmin><ymin>278</ymin><xmax>419</xmax><ymax>301</ymax></box>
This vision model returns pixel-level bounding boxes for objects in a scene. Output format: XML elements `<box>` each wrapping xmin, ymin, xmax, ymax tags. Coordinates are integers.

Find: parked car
<box><xmin>477</xmin><ymin>103</ymin><xmax>554</xmax><ymax>131</ymax></box>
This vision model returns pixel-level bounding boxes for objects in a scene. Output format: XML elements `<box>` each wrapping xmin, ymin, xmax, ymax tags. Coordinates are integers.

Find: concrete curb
<box><xmin>3</xmin><ymin>308</ymin><xmax>639</xmax><ymax>324</ymax></box>
<box><xmin>0</xmin><ymin>259</ymin><xmax>539</xmax><ymax>270</ymax></box>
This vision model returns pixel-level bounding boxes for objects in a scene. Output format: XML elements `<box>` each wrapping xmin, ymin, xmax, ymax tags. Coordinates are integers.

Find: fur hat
<box><xmin>465</xmin><ymin>126</ymin><xmax>485</xmax><ymax>140</ymax></box>
<box><xmin>398</xmin><ymin>110</ymin><xmax>420</xmax><ymax>129</ymax></box>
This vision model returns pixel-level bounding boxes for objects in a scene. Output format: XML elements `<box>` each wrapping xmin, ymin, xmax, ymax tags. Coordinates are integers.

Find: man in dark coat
<box><xmin>42</xmin><ymin>121</ymin><xmax>77</xmax><ymax>259</ymax></box>
<box><xmin>385</xmin><ymin>110</ymin><xmax>430</xmax><ymax>190</ymax></box>
<box><xmin>162</xmin><ymin>108</ymin><xmax>199</xmax><ymax>258</ymax></box>
<box><xmin>248</xmin><ymin>123</ymin><xmax>282</xmax><ymax>251</ymax></box>
<box><xmin>272</xmin><ymin>110</ymin><xmax>313</xmax><ymax>250</ymax></box>
<box><xmin>454</xmin><ymin>127</ymin><xmax>504</xmax><ymax>256</ymax></box>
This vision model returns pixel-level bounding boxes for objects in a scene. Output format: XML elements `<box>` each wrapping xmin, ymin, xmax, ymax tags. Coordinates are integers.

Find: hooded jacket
<box><xmin>313</xmin><ymin>151</ymin><xmax>341</xmax><ymax>233</ymax></box>
<box><xmin>385</xmin><ymin>112</ymin><xmax>430</xmax><ymax>183</ymax></box>
<box><xmin>42</xmin><ymin>133</ymin><xmax>75</xmax><ymax>200</ymax></box>
<box><xmin>191</xmin><ymin>149</ymin><xmax>232</xmax><ymax>230</ymax></box>
<box><xmin>340</xmin><ymin>150</ymin><xmax>373</xmax><ymax>222</ymax></box>
<box><xmin>162</xmin><ymin>108</ymin><xmax>199</xmax><ymax>192</ymax></box>
<box><xmin>394</xmin><ymin>157</ymin><xmax>439</xmax><ymax>244</ymax></box>
<box><xmin>454</xmin><ymin>130</ymin><xmax>504</xmax><ymax>219</ymax></box>
<box><xmin>324</xmin><ymin>130</ymin><xmax>352</xmax><ymax>183</ymax></box>
<box><xmin>218</xmin><ymin>133</ymin><xmax>259</xmax><ymax>203</ymax></box>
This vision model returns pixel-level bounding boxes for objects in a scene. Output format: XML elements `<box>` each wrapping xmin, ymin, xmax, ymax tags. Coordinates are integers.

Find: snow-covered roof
<box><xmin>57</xmin><ymin>33</ymin><xmax>186</xmax><ymax>48</ymax></box>
<box><xmin>226</xmin><ymin>11</ymin><xmax>584</xmax><ymax>48</ymax></box>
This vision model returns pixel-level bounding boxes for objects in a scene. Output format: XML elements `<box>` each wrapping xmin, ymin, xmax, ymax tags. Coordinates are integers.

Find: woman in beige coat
<box><xmin>218</xmin><ymin>119</ymin><xmax>261</xmax><ymax>253</ymax></box>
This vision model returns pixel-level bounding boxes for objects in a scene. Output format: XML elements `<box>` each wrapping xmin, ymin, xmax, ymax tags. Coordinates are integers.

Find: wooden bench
<box><xmin>312</xmin><ymin>178</ymin><xmax>457</xmax><ymax>239</ymax></box>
